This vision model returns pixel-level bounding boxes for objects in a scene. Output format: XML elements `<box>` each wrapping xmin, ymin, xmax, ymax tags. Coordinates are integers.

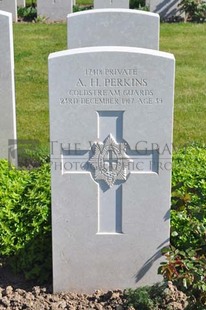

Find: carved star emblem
<box><xmin>89</xmin><ymin>134</ymin><xmax>132</xmax><ymax>187</ymax></box>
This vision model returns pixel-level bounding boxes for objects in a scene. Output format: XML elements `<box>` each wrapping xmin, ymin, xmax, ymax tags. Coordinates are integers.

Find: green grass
<box><xmin>13</xmin><ymin>23</ymin><xmax>206</xmax><ymax>151</ymax></box>
<box><xmin>76</xmin><ymin>0</ymin><xmax>93</xmax><ymax>5</ymax></box>
<box><xmin>26</xmin><ymin>0</ymin><xmax>36</xmax><ymax>6</ymax></box>
<box><xmin>14</xmin><ymin>23</ymin><xmax>67</xmax><ymax>151</ymax></box>
<box><xmin>160</xmin><ymin>23</ymin><xmax>206</xmax><ymax>147</ymax></box>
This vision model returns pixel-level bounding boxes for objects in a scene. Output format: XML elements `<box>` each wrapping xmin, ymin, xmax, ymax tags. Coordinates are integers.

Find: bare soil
<box><xmin>0</xmin><ymin>266</ymin><xmax>188</xmax><ymax>310</ymax></box>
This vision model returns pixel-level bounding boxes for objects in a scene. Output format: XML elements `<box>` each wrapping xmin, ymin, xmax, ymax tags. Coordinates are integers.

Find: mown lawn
<box><xmin>14</xmin><ymin>23</ymin><xmax>67</xmax><ymax>149</ymax></box>
<box><xmin>13</xmin><ymin>22</ymin><xmax>206</xmax><ymax>152</ymax></box>
<box><xmin>160</xmin><ymin>23</ymin><xmax>206</xmax><ymax>148</ymax></box>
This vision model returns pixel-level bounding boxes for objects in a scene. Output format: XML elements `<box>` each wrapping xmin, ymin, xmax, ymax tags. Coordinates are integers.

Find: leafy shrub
<box><xmin>159</xmin><ymin>145</ymin><xmax>206</xmax><ymax>309</ymax></box>
<box><xmin>18</xmin><ymin>6</ymin><xmax>37</xmax><ymax>21</ymax></box>
<box><xmin>130</xmin><ymin>0</ymin><xmax>145</xmax><ymax>8</ymax></box>
<box><xmin>130</xmin><ymin>0</ymin><xmax>149</xmax><ymax>10</ymax></box>
<box><xmin>125</xmin><ymin>282</ymin><xmax>188</xmax><ymax>309</ymax></box>
<box><xmin>179</xmin><ymin>0</ymin><xmax>206</xmax><ymax>22</ymax></box>
<box><xmin>125</xmin><ymin>285</ymin><xmax>159</xmax><ymax>309</ymax></box>
<box><xmin>0</xmin><ymin>160</ymin><xmax>51</xmax><ymax>283</ymax></box>
<box><xmin>34</xmin><ymin>15</ymin><xmax>48</xmax><ymax>24</ymax></box>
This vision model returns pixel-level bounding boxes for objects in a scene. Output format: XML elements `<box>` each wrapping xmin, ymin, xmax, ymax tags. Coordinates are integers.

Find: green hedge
<box><xmin>0</xmin><ymin>161</ymin><xmax>51</xmax><ymax>283</ymax></box>
<box><xmin>159</xmin><ymin>144</ymin><xmax>206</xmax><ymax>309</ymax></box>
<box><xmin>171</xmin><ymin>145</ymin><xmax>206</xmax><ymax>251</ymax></box>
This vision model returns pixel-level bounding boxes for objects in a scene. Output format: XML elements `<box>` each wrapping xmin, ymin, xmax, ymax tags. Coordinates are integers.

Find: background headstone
<box><xmin>17</xmin><ymin>0</ymin><xmax>26</xmax><ymax>7</ymax></box>
<box><xmin>49</xmin><ymin>46</ymin><xmax>175</xmax><ymax>293</ymax></box>
<box><xmin>67</xmin><ymin>10</ymin><xmax>159</xmax><ymax>50</ymax></box>
<box><xmin>146</xmin><ymin>0</ymin><xmax>182</xmax><ymax>19</ymax></box>
<box><xmin>0</xmin><ymin>0</ymin><xmax>17</xmax><ymax>22</ymax></box>
<box><xmin>94</xmin><ymin>0</ymin><xmax>129</xmax><ymax>9</ymax></box>
<box><xmin>37</xmin><ymin>0</ymin><xmax>72</xmax><ymax>22</ymax></box>
<box><xmin>0</xmin><ymin>11</ymin><xmax>17</xmax><ymax>165</ymax></box>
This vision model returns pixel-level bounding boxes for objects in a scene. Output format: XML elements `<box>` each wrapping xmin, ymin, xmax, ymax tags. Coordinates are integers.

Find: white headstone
<box><xmin>146</xmin><ymin>0</ymin><xmax>182</xmax><ymax>18</ymax></box>
<box><xmin>49</xmin><ymin>46</ymin><xmax>175</xmax><ymax>293</ymax></box>
<box><xmin>37</xmin><ymin>0</ymin><xmax>72</xmax><ymax>22</ymax></box>
<box><xmin>0</xmin><ymin>0</ymin><xmax>17</xmax><ymax>22</ymax></box>
<box><xmin>0</xmin><ymin>11</ymin><xmax>17</xmax><ymax>165</ymax></box>
<box><xmin>67</xmin><ymin>10</ymin><xmax>159</xmax><ymax>50</ymax></box>
<box><xmin>94</xmin><ymin>0</ymin><xmax>129</xmax><ymax>9</ymax></box>
<box><xmin>17</xmin><ymin>0</ymin><xmax>25</xmax><ymax>7</ymax></box>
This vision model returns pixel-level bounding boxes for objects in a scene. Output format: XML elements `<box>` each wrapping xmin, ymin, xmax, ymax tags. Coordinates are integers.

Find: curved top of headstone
<box><xmin>0</xmin><ymin>9</ymin><xmax>12</xmax><ymax>18</ymax></box>
<box><xmin>68</xmin><ymin>8</ymin><xmax>159</xmax><ymax>17</ymax></box>
<box><xmin>67</xmin><ymin>9</ymin><xmax>160</xmax><ymax>50</ymax></box>
<box><xmin>50</xmin><ymin>45</ymin><xmax>173</xmax><ymax>61</ymax></box>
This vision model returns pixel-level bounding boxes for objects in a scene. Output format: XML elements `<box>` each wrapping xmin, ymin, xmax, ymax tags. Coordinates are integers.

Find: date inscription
<box><xmin>59</xmin><ymin>68</ymin><xmax>163</xmax><ymax>106</ymax></box>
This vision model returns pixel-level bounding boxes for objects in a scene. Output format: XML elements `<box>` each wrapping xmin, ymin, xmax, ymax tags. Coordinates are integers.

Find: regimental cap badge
<box><xmin>89</xmin><ymin>134</ymin><xmax>132</xmax><ymax>187</ymax></box>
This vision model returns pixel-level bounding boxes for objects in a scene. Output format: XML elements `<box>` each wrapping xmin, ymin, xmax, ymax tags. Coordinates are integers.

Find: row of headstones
<box><xmin>0</xmin><ymin>0</ymin><xmax>182</xmax><ymax>22</ymax></box>
<box><xmin>38</xmin><ymin>0</ymin><xmax>182</xmax><ymax>21</ymax></box>
<box><xmin>0</xmin><ymin>0</ymin><xmax>175</xmax><ymax>293</ymax></box>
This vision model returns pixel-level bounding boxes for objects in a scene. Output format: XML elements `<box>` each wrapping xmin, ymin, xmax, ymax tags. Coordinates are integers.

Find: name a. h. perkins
<box><xmin>90</xmin><ymin>77</ymin><xmax>147</xmax><ymax>87</ymax></box>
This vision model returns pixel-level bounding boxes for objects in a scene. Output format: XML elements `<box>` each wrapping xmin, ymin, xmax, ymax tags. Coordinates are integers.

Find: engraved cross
<box><xmin>61</xmin><ymin>111</ymin><xmax>159</xmax><ymax>234</ymax></box>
